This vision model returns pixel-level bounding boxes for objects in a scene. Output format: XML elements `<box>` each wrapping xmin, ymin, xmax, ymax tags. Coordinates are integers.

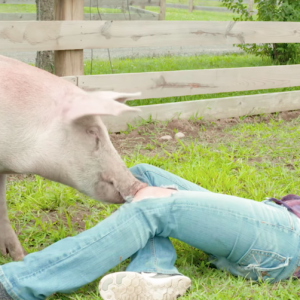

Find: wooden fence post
<box><xmin>54</xmin><ymin>0</ymin><xmax>84</xmax><ymax>77</ymax></box>
<box><xmin>248</xmin><ymin>0</ymin><xmax>254</xmax><ymax>16</ymax></box>
<box><xmin>188</xmin><ymin>0</ymin><xmax>193</xmax><ymax>13</ymax></box>
<box><xmin>159</xmin><ymin>0</ymin><xmax>166</xmax><ymax>20</ymax></box>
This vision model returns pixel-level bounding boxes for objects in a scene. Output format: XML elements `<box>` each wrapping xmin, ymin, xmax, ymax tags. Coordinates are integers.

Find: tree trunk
<box><xmin>35</xmin><ymin>0</ymin><xmax>55</xmax><ymax>73</ymax></box>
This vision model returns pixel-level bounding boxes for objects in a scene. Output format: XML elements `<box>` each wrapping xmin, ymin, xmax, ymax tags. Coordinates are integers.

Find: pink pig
<box><xmin>0</xmin><ymin>55</ymin><xmax>147</xmax><ymax>261</ymax></box>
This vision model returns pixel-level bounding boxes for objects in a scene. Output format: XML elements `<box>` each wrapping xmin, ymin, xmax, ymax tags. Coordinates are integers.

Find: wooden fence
<box><xmin>1</xmin><ymin>21</ymin><xmax>299</xmax><ymax>51</ymax></box>
<box><xmin>0</xmin><ymin>0</ymin><xmax>164</xmax><ymax>21</ymax></box>
<box><xmin>0</xmin><ymin>3</ymin><xmax>299</xmax><ymax>131</ymax></box>
<box><xmin>0</xmin><ymin>0</ymin><xmax>253</xmax><ymax>17</ymax></box>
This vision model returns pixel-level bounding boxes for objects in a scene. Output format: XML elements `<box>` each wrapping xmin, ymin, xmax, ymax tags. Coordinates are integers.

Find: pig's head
<box><xmin>0</xmin><ymin>55</ymin><xmax>147</xmax><ymax>204</ymax></box>
<box><xmin>32</xmin><ymin>90</ymin><xmax>147</xmax><ymax>204</ymax></box>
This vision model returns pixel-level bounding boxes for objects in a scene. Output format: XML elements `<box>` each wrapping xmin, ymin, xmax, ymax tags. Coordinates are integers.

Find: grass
<box><xmin>3</xmin><ymin>114</ymin><xmax>300</xmax><ymax>299</ymax></box>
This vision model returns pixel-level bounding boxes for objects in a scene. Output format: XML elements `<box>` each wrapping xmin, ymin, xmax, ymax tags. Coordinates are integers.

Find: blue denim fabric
<box><xmin>1</xmin><ymin>163</ymin><xmax>300</xmax><ymax>300</ymax></box>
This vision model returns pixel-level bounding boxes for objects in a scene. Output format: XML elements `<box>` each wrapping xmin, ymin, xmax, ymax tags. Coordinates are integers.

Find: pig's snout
<box><xmin>99</xmin><ymin>171</ymin><xmax>148</xmax><ymax>204</ymax></box>
<box><xmin>94</xmin><ymin>181</ymin><xmax>125</xmax><ymax>204</ymax></box>
<box><xmin>121</xmin><ymin>180</ymin><xmax>148</xmax><ymax>202</ymax></box>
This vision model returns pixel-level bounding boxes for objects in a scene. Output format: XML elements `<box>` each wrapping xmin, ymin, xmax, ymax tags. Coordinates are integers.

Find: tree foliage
<box><xmin>220</xmin><ymin>0</ymin><xmax>300</xmax><ymax>64</ymax></box>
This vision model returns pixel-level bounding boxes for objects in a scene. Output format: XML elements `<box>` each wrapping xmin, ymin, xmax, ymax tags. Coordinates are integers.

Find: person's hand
<box><xmin>132</xmin><ymin>186</ymin><xmax>177</xmax><ymax>202</ymax></box>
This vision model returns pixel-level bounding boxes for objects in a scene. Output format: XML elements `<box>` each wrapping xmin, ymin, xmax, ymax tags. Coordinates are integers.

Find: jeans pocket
<box><xmin>238</xmin><ymin>249</ymin><xmax>290</xmax><ymax>281</ymax></box>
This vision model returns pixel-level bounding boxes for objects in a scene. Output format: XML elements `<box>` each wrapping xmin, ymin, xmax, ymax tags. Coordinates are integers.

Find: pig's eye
<box><xmin>87</xmin><ymin>127</ymin><xmax>100</xmax><ymax>149</ymax></box>
<box><xmin>87</xmin><ymin>128</ymin><xmax>97</xmax><ymax>136</ymax></box>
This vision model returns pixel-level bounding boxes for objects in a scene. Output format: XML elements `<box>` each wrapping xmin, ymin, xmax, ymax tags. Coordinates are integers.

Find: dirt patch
<box><xmin>280</xmin><ymin>111</ymin><xmax>300</xmax><ymax>121</ymax></box>
<box><xmin>7</xmin><ymin>174</ymin><xmax>35</xmax><ymax>182</ymax></box>
<box><xmin>40</xmin><ymin>205</ymin><xmax>91</xmax><ymax>232</ymax></box>
<box><xmin>110</xmin><ymin>110</ymin><xmax>300</xmax><ymax>157</ymax></box>
<box><xmin>248</xmin><ymin>157</ymin><xmax>263</xmax><ymax>164</ymax></box>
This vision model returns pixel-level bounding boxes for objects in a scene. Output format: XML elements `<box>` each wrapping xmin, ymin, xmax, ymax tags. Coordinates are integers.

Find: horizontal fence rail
<box><xmin>76</xmin><ymin>65</ymin><xmax>300</xmax><ymax>99</ymax></box>
<box><xmin>0</xmin><ymin>0</ymin><xmax>248</xmax><ymax>4</ymax></box>
<box><xmin>0</xmin><ymin>21</ymin><xmax>300</xmax><ymax>51</ymax></box>
<box><xmin>61</xmin><ymin>64</ymin><xmax>300</xmax><ymax>132</ymax></box>
<box><xmin>165</xmin><ymin>3</ymin><xmax>254</xmax><ymax>13</ymax></box>
<box><xmin>0</xmin><ymin>12</ymin><xmax>159</xmax><ymax>21</ymax></box>
<box><xmin>0</xmin><ymin>0</ymin><xmax>161</xmax><ymax>6</ymax></box>
<box><xmin>99</xmin><ymin>91</ymin><xmax>300</xmax><ymax>131</ymax></box>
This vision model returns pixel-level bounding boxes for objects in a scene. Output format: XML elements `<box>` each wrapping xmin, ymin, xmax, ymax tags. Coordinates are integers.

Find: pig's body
<box><xmin>0</xmin><ymin>55</ymin><xmax>146</xmax><ymax>261</ymax></box>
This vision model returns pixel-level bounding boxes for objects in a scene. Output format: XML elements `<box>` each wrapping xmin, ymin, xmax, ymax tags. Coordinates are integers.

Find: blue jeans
<box><xmin>1</xmin><ymin>163</ymin><xmax>300</xmax><ymax>300</ymax></box>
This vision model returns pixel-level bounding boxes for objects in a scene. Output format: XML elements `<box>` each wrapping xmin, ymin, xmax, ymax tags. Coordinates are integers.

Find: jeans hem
<box><xmin>0</xmin><ymin>267</ymin><xmax>21</xmax><ymax>300</ymax></box>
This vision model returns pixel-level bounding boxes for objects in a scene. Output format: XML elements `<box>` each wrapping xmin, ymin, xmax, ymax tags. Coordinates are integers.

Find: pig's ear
<box><xmin>64</xmin><ymin>92</ymin><xmax>141</xmax><ymax>122</ymax></box>
<box><xmin>90</xmin><ymin>91</ymin><xmax>141</xmax><ymax>103</ymax></box>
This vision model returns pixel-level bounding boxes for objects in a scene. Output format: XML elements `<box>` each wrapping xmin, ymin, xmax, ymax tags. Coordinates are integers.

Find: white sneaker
<box><xmin>99</xmin><ymin>272</ymin><xmax>191</xmax><ymax>300</ymax></box>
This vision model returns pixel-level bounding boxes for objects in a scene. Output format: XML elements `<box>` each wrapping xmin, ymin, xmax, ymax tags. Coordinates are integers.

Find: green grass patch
<box><xmin>0</xmin><ymin>4</ymin><xmax>36</xmax><ymax>13</ymax></box>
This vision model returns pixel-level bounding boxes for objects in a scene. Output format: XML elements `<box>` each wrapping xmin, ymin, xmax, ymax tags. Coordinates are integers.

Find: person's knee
<box><xmin>130</xmin><ymin>163</ymin><xmax>152</xmax><ymax>173</ymax></box>
<box><xmin>130</xmin><ymin>163</ymin><xmax>154</xmax><ymax>183</ymax></box>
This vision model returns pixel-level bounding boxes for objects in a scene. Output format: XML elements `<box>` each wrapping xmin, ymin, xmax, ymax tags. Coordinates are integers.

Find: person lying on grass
<box><xmin>1</xmin><ymin>163</ymin><xmax>300</xmax><ymax>300</ymax></box>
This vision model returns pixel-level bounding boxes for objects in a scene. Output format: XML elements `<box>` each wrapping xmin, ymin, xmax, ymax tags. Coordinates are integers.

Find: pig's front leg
<box><xmin>0</xmin><ymin>174</ymin><xmax>26</xmax><ymax>261</ymax></box>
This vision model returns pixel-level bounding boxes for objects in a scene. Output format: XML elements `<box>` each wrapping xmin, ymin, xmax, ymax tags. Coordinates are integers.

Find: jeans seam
<box><xmin>150</xmin><ymin>238</ymin><xmax>157</xmax><ymax>270</ymax></box>
<box><xmin>0</xmin><ymin>269</ymin><xmax>21</xmax><ymax>300</ymax></box>
<box><xmin>173</xmin><ymin>204</ymin><xmax>296</xmax><ymax>233</ymax></box>
<box><xmin>17</xmin><ymin>227</ymin><xmax>115</xmax><ymax>281</ymax></box>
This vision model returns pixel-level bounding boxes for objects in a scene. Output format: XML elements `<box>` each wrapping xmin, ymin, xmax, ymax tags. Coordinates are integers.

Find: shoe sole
<box><xmin>99</xmin><ymin>272</ymin><xmax>191</xmax><ymax>300</ymax></box>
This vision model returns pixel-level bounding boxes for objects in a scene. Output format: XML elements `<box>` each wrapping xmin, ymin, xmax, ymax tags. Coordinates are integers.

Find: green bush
<box><xmin>220</xmin><ymin>0</ymin><xmax>300</xmax><ymax>64</ymax></box>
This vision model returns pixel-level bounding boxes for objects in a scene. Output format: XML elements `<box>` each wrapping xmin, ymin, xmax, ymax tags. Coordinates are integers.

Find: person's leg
<box><xmin>0</xmin><ymin>199</ymin><xmax>180</xmax><ymax>300</ymax></box>
<box><xmin>100</xmin><ymin>190</ymin><xmax>300</xmax><ymax>299</ymax></box>
<box><xmin>115</xmin><ymin>187</ymin><xmax>300</xmax><ymax>284</ymax></box>
<box><xmin>99</xmin><ymin>164</ymin><xmax>203</xmax><ymax>300</ymax></box>
<box><xmin>1</xmin><ymin>165</ymin><xmax>299</xmax><ymax>299</ymax></box>
<box><xmin>0</xmin><ymin>164</ymin><xmax>206</xmax><ymax>300</ymax></box>
<box><xmin>126</xmin><ymin>163</ymin><xmax>210</xmax><ymax>275</ymax></box>
<box><xmin>129</xmin><ymin>163</ymin><xmax>210</xmax><ymax>193</ymax></box>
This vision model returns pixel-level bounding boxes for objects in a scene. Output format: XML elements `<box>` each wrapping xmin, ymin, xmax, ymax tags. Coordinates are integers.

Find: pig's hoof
<box><xmin>0</xmin><ymin>240</ymin><xmax>26</xmax><ymax>261</ymax></box>
<box><xmin>0</xmin><ymin>229</ymin><xmax>27</xmax><ymax>261</ymax></box>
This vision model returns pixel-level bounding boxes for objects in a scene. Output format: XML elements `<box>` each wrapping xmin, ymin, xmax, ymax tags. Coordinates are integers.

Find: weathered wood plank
<box><xmin>85</xmin><ymin>13</ymin><xmax>159</xmax><ymax>20</ymax></box>
<box><xmin>0</xmin><ymin>21</ymin><xmax>299</xmax><ymax>51</ymax></box>
<box><xmin>77</xmin><ymin>65</ymin><xmax>300</xmax><ymax>100</ymax></box>
<box><xmin>128</xmin><ymin>6</ymin><xmax>156</xmax><ymax>15</ymax></box>
<box><xmin>188</xmin><ymin>0</ymin><xmax>194</xmax><ymax>13</ymax></box>
<box><xmin>159</xmin><ymin>0</ymin><xmax>166</xmax><ymax>20</ymax></box>
<box><xmin>166</xmin><ymin>3</ymin><xmax>230</xmax><ymax>12</ymax></box>
<box><xmin>0</xmin><ymin>13</ymin><xmax>35</xmax><ymax>20</ymax></box>
<box><xmin>0</xmin><ymin>0</ymin><xmax>35</xmax><ymax>3</ymax></box>
<box><xmin>166</xmin><ymin>3</ymin><xmax>257</xmax><ymax>14</ymax></box>
<box><xmin>248</xmin><ymin>0</ymin><xmax>254</xmax><ymax>16</ymax></box>
<box><xmin>101</xmin><ymin>91</ymin><xmax>300</xmax><ymax>132</ymax></box>
<box><xmin>0</xmin><ymin>0</ymin><xmax>161</xmax><ymax>6</ymax></box>
<box><xmin>62</xmin><ymin>76</ymin><xmax>77</xmax><ymax>85</ymax></box>
<box><xmin>83</xmin><ymin>0</ymin><xmax>160</xmax><ymax>7</ymax></box>
<box><xmin>0</xmin><ymin>0</ymin><xmax>248</xmax><ymax>4</ymax></box>
<box><xmin>0</xmin><ymin>13</ymin><xmax>159</xmax><ymax>21</ymax></box>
